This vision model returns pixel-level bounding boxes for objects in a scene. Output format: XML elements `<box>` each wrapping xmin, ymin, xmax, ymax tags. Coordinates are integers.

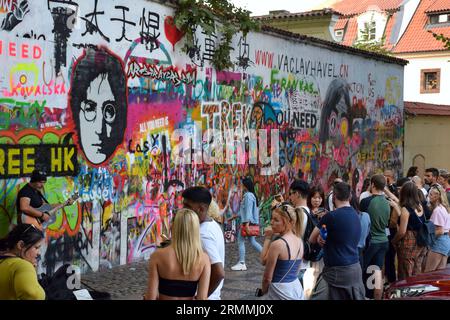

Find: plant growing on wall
<box><xmin>429</xmin><ymin>31</ymin><xmax>450</xmax><ymax>49</ymax></box>
<box><xmin>174</xmin><ymin>0</ymin><xmax>259</xmax><ymax>70</ymax></box>
<box><xmin>353</xmin><ymin>22</ymin><xmax>392</xmax><ymax>56</ymax></box>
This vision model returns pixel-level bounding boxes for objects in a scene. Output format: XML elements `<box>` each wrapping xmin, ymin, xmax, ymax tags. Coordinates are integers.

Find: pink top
<box><xmin>430</xmin><ymin>205</ymin><xmax>450</xmax><ymax>233</ymax></box>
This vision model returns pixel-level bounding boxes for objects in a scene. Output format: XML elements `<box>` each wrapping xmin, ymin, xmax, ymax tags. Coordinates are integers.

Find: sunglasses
<box><xmin>22</xmin><ymin>224</ymin><xmax>37</xmax><ymax>235</ymax></box>
<box><xmin>431</xmin><ymin>187</ymin><xmax>442</xmax><ymax>196</ymax></box>
<box><xmin>271</xmin><ymin>201</ymin><xmax>293</xmax><ymax>221</ymax></box>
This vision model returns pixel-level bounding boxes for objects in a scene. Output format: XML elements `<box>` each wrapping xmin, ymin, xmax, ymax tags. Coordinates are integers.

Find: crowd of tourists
<box><xmin>1</xmin><ymin>167</ymin><xmax>449</xmax><ymax>300</ymax></box>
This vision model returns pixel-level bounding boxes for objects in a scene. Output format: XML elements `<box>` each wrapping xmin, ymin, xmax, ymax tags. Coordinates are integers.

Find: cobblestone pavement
<box><xmin>81</xmin><ymin>237</ymin><xmax>265</xmax><ymax>300</ymax></box>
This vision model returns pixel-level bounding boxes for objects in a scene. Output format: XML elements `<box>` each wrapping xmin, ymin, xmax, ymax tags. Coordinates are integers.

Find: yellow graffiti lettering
<box><xmin>0</xmin><ymin>148</ymin><xmax>4</xmax><ymax>175</ymax></box>
<box><xmin>64</xmin><ymin>147</ymin><xmax>74</xmax><ymax>171</ymax></box>
<box><xmin>22</xmin><ymin>148</ymin><xmax>35</xmax><ymax>174</ymax></box>
<box><xmin>51</xmin><ymin>147</ymin><xmax>62</xmax><ymax>172</ymax></box>
<box><xmin>8</xmin><ymin>148</ymin><xmax>20</xmax><ymax>175</ymax></box>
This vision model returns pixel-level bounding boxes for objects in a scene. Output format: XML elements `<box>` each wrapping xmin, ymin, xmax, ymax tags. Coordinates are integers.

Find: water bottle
<box><xmin>320</xmin><ymin>225</ymin><xmax>327</xmax><ymax>241</ymax></box>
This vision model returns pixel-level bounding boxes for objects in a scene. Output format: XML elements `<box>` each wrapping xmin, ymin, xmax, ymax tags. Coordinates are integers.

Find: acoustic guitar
<box><xmin>20</xmin><ymin>193</ymin><xmax>79</xmax><ymax>230</ymax></box>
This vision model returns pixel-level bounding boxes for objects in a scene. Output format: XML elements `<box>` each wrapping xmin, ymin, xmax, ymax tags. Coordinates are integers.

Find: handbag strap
<box><xmin>278</xmin><ymin>238</ymin><xmax>302</xmax><ymax>283</ymax></box>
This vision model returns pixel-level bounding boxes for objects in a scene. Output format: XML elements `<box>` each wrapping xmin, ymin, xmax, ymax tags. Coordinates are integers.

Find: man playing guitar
<box><xmin>17</xmin><ymin>170</ymin><xmax>74</xmax><ymax>230</ymax></box>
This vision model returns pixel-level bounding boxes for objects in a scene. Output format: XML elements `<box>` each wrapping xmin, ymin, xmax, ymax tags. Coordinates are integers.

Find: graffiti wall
<box><xmin>0</xmin><ymin>0</ymin><xmax>404</xmax><ymax>273</ymax></box>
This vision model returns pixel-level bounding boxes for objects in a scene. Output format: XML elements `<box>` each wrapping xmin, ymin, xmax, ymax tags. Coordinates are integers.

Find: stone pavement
<box><xmin>81</xmin><ymin>237</ymin><xmax>265</xmax><ymax>300</ymax></box>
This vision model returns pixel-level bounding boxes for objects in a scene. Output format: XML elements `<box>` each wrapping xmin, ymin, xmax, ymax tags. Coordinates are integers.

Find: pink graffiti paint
<box><xmin>215</xmin><ymin>70</ymin><xmax>242</xmax><ymax>83</ymax></box>
<box><xmin>125</xmin><ymin>101</ymin><xmax>183</xmax><ymax>139</ymax></box>
<box><xmin>164</xmin><ymin>16</ymin><xmax>184</xmax><ymax>51</ymax></box>
<box><xmin>333</xmin><ymin>145</ymin><xmax>349</xmax><ymax>167</ymax></box>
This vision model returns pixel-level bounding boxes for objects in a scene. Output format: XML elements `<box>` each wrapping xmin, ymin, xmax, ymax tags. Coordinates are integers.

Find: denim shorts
<box><xmin>430</xmin><ymin>233</ymin><xmax>450</xmax><ymax>256</ymax></box>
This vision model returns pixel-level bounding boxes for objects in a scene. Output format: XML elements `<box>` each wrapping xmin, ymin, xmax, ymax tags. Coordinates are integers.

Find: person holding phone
<box><xmin>0</xmin><ymin>224</ymin><xmax>45</xmax><ymax>300</ymax></box>
<box><xmin>303</xmin><ymin>185</ymin><xmax>327</xmax><ymax>298</ymax></box>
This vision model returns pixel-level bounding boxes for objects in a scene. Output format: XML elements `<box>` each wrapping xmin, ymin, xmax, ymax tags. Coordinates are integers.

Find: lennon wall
<box><xmin>0</xmin><ymin>0</ymin><xmax>404</xmax><ymax>274</ymax></box>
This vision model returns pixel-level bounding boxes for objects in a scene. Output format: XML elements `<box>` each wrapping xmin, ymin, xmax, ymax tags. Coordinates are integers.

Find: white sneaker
<box><xmin>231</xmin><ymin>262</ymin><xmax>247</xmax><ymax>271</ymax></box>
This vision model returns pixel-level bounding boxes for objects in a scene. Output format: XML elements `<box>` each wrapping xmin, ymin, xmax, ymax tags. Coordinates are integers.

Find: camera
<box><xmin>255</xmin><ymin>288</ymin><xmax>263</xmax><ymax>297</ymax></box>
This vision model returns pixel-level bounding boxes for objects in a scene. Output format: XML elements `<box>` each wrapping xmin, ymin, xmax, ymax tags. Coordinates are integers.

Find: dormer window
<box><xmin>363</xmin><ymin>21</ymin><xmax>376</xmax><ymax>41</ymax></box>
<box><xmin>429</xmin><ymin>13</ymin><xmax>450</xmax><ymax>24</ymax></box>
<box><xmin>335</xmin><ymin>29</ymin><xmax>344</xmax><ymax>41</ymax></box>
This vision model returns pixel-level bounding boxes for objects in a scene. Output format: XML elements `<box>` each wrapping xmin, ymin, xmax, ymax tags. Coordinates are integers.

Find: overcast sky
<box><xmin>229</xmin><ymin>0</ymin><xmax>335</xmax><ymax>16</ymax></box>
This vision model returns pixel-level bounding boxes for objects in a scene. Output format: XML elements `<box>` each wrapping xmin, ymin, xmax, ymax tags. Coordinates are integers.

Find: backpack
<box><xmin>301</xmin><ymin>208</ymin><xmax>323</xmax><ymax>262</ymax></box>
<box><xmin>417</xmin><ymin>220</ymin><xmax>436</xmax><ymax>248</ymax></box>
<box><xmin>39</xmin><ymin>264</ymin><xmax>111</xmax><ymax>300</ymax></box>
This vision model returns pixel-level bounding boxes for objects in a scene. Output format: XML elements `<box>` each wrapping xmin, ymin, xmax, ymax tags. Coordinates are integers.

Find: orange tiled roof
<box><xmin>393</xmin><ymin>0</ymin><xmax>450</xmax><ymax>53</ymax></box>
<box><xmin>253</xmin><ymin>8</ymin><xmax>340</xmax><ymax>20</ymax></box>
<box><xmin>331</xmin><ymin>0</ymin><xmax>403</xmax><ymax>16</ymax></box>
<box><xmin>334</xmin><ymin>18</ymin><xmax>349</xmax><ymax>30</ymax></box>
<box><xmin>425</xmin><ymin>0</ymin><xmax>450</xmax><ymax>13</ymax></box>
<box><xmin>384</xmin><ymin>11</ymin><xmax>398</xmax><ymax>50</ymax></box>
<box><xmin>342</xmin><ymin>16</ymin><xmax>358</xmax><ymax>45</ymax></box>
<box><xmin>405</xmin><ymin>101</ymin><xmax>450</xmax><ymax>116</ymax></box>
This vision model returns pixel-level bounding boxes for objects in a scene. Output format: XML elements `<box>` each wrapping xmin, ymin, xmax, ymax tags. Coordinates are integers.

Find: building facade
<box><xmin>0</xmin><ymin>0</ymin><xmax>404</xmax><ymax>274</ymax></box>
<box><xmin>258</xmin><ymin>0</ymin><xmax>450</xmax><ymax>175</ymax></box>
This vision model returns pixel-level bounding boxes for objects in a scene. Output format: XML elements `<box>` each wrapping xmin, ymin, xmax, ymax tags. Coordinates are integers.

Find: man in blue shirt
<box><xmin>309</xmin><ymin>182</ymin><xmax>365</xmax><ymax>300</ymax></box>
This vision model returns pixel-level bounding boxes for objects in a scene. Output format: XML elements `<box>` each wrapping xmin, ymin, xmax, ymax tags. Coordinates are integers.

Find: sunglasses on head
<box><xmin>271</xmin><ymin>202</ymin><xmax>293</xmax><ymax>220</ymax></box>
<box><xmin>431</xmin><ymin>187</ymin><xmax>441</xmax><ymax>195</ymax></box>
<box><xmin>22</xmin><ymin>224</ymin><xmax>37</xmax><ymax>235</ymax></box>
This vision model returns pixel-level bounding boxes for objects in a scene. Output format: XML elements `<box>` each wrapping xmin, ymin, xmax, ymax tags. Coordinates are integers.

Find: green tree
<box><xmin>353</xmin><ymin>21</ymin><xmax>392</xmax><ymax>56</ymax></box>
<box><xmin>174</xmin><ymin>0</ymin><xmax>259</xmax><ymax>70</ymax></box>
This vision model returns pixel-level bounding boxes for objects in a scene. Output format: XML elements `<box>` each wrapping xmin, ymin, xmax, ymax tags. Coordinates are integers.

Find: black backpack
<box><xmin>417</xmin><ymin>220</ymin><xmax>436</xmax><ymax>248</ymax></box>
<box><xmin>39</xmin><ymin>264</ymin><xmax>111</xmax><ymax>300</ymax></box>
<box><xmin>301</xmin><ymin>208</ymin><xmax>323</xmax><ymax>262</ymax></box>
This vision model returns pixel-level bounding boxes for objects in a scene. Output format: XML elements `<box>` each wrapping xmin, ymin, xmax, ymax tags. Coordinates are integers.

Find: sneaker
<box><xmin>231</xmin><ymin>262</ymin><xmax>247</xmax><ymax>271</ymax></box>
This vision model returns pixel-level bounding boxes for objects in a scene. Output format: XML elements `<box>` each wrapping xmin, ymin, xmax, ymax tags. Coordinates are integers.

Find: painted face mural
<box><xmin>319</xmin><ymin>78</ymin><xmax>352</xmax><ymax>145</ymax></box>
<box><xmin>69</xmin><ymin>48</ymin><xmax>127</xmax><ymax>165</ymax></box>
<box><xmin>0</xmin><ymin>0</ymin><xmax>405</xmax><ymax>275</ymax></box>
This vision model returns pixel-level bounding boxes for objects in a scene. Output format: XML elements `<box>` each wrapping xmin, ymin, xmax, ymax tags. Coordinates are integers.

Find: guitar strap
<box><xmin>36</xmin><ymin>189</ymin><xmax>49</xmax><ymax>205</ymax></box>
<box><xmin>19</xmin><ymin>186</ymin><xmax>49</xmax><ymax>225</ymax></box>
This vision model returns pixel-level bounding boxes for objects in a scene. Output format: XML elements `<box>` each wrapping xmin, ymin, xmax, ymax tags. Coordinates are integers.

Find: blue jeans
<box><xmin>237</xmin><ymin>227</ymin><xmax>262</xmax><ymax>263</ymax></box>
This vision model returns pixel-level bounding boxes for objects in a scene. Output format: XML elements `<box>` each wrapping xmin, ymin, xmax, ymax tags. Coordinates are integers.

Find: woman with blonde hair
<box><xmin>208</xmin><ymin>199</ymin><xmax>223</xmax><ymax>225</ymax></box>
<box><xmin>424</xmin><ymin>185</ymin><xmax>450</xmax><ymax>272</ymax></box>
<box><xmin>258</xmin><ymin>202</ymin><xmax>304</xmax><ymax>300</ymax></box>
<box><xmin>144</xmin><ymin>209</ymin><xmax>211</xmax><ymax>300</ymax></box>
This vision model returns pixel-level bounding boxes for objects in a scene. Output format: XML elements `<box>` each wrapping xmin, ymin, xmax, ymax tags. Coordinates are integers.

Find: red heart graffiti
<box><xmin>164</xmin><ymin>16</ymin><xmax>184</xmax><ymax>51</ymax></box>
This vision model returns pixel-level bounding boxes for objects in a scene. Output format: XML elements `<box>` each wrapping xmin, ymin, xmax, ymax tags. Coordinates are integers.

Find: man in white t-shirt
<box><xmin>288</xmin><ymin>179</ymin><xmax>315</xmax><ymax>297</ymax></box>
<box><xmin>182</xmin><ymin>186</ymin><xmax>225</xmax><ymax>300</ymax></box>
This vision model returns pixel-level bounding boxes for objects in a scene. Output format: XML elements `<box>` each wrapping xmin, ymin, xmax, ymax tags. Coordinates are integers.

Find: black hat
<box><xmin>30</xmin><ymin>169</ymin><xmax>47</xmax><ymax>183</ymax></box>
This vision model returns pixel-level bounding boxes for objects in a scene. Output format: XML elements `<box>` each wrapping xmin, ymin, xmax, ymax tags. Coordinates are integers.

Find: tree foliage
<box><xmin>353</xmin><ymin>22</ymin><xmax>392</xmax><ymax>56</ymax></box>
<box><xmin>174</xmin><ymin>0</ymin><xmax>260</xmax><ymax>70</ymax></box>
<box><xmin>429</xmin><ymin>31</ymin><xmax>450</xmax><ymax>50</ymax></box>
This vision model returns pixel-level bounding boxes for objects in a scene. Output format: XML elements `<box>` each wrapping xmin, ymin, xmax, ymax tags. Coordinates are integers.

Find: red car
<box><xmin>385</xmin><ymin>267</ymin><xmax>450</xmax><ymax>299</ymax></box>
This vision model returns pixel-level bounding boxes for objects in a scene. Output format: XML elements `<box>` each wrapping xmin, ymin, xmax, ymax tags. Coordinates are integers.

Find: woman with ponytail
<box><xmin>258</xmin><ymin>202</ymin><xmax>304</xmax><ymax>300</ymax></box>
<box><xmin>231</xmin><ymin>177</ymin><xmax>262</xmax><ymax>271</ymax></box>
<box><xmin>0</xmin><ymin>224</ymin><xmax>45</xmax><ymax>300</ymax></box>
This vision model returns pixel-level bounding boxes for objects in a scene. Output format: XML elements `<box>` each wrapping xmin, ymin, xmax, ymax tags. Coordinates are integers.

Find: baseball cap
<box><xmin>30</xmin><ymin>169</ymin><xmax>47</xmax><ymax>183</ymax></box>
